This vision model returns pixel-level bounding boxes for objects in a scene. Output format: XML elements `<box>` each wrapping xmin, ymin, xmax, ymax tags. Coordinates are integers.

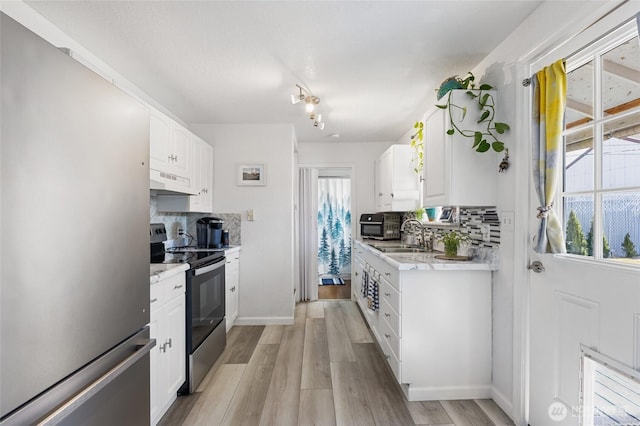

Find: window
<box><xmin>562</xmin><ymin>21</ymin><xmax>640</xmax><ymax>265</ymax></box>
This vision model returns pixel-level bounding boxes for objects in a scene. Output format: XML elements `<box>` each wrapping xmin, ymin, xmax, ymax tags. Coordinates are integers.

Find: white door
<box><xmin>527</xmin><ymin>12</ymin><xmax>640</xmax><ymax>426</ymax></box>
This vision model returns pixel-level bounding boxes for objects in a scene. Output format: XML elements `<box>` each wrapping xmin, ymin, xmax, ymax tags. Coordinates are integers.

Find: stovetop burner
<box><xmin>150</xmin><ymin>223</ymin><xmax>225</xmax><ymax>268</ymax></box>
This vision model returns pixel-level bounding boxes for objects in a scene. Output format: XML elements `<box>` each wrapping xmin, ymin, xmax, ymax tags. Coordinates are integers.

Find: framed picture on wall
<box><xmin>236</xmin><ymin>163</ymin><xmax>267</xmax><ymax>186</ymax></box>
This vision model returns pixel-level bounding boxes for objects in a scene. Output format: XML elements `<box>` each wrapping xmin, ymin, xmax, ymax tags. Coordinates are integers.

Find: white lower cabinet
<box><xmin>150</xmin><ymin>272</ymin><xmax>186</xmax><ymax>425</ymax></box>
<box><xmin>225</xmin><ymin>249</ymin><xmax>240</xmax><ymax>332</ymax></box>
<box><xmin>353</xmin><ymin>242</ymin><xmax>491</xmax><ymax>402</ymax></box>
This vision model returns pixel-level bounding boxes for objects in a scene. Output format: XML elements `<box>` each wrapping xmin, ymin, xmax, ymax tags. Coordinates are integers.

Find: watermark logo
<box><xmin>548</xmin><ymin>401</ymin><xmax>568</xmax><ymax>422</ymax></box>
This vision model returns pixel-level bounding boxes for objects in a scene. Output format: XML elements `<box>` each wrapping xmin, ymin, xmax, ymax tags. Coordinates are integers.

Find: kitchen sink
<box><xmin>367</xmin><ymin>243</ymin><xmax>418</xmax><ymax>249</ymax></box>
<box><xmin>376</xmin><ymin>247</ymin><xmax>431</xmax><ymax>253</ymax></box>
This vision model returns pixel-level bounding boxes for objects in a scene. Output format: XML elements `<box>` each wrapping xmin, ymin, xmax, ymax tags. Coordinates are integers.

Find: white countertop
<box><xmin>224</xmin><ymin>245</ymin><xmax>241</xmax><ymax>255</ymax></box>
<box><xmin>150</xmin><ymin>263</ymin><xmax>189</xmax><ymax>284</ymax></box>
<box><xmin>355</xmin><ymin>240</ymin><xmax>498</xmax><ymax>271</ymax></box>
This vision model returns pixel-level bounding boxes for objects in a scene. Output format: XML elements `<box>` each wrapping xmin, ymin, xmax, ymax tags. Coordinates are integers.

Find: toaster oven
<box><xmin>359</xmin><ymin>213</ymin><xmax>402</xmax><ymax>240</ymax></box>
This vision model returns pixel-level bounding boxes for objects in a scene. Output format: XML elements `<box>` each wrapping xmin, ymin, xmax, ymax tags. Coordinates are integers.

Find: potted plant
<box><xmin>435</xmin><ymin>72</ymin><xmax>510</xmax><ymax>153</ymax></box>
<box><xmin>438</xmin><ymin>230</ymin><xmax>470</xmax><ymax>257</ymax></box>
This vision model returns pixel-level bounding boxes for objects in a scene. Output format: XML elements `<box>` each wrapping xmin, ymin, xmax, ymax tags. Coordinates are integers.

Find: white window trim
<box><xmin>557</xmin><ymin>19</ymin><xmax>640</xmax><ymax>266</ymax></box>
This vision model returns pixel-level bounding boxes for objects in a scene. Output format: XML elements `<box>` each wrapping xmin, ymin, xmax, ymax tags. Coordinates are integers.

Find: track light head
<box><xmin>304</xmin><ymin>97</ymin><xmax>315</xmax><ymax>113</ymax></box>
<box><xmin>291</xmin><ymin>85</ymin><xmax>304</xmax><ymax>105</ymax></box>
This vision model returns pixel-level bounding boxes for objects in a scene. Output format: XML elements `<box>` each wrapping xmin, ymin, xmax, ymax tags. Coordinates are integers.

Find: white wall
<box><xmin>297</xmin><ymin>141</ymin><xmax>396</xmax><ymax>240</ymax></box>
<box><xmin>192</xmin><ymin>124</ymin><xmax>296</xmax><ymax>324</ymax></box>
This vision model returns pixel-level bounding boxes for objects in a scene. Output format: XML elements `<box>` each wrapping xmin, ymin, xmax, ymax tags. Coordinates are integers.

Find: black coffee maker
<box><xmin>196</xmin><ymin>217</ymin><xmax>224</xmax><ymax>248</ymax></box>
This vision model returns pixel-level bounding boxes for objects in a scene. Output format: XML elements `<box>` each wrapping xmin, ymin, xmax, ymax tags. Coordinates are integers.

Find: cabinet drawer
<box><xmin>380</xmin><ymin>297</ymin><xmax>401</xmax><ymax>338</ymax></box>
<box><xmin>379</xmin><ymin>277</ymin><xmax>400</xmax><ymax>314</ymax></box>
<box><xmin>379</xmin><ymin>318</ymin><xmax>401</xmax><ymax>361</ymax></box>
<box><xmin>362</xmin><ymin>251</ymin><xmax>399</xmax><ymax>290</ymax></box>
<box><xmin>375</xmin><ymin>262</ymin><xmax>399</xmax><ymax>290</ymax></box>
<box><xmin>225</xmin><ymin>258</ymin><xmax>239</xmax><ymax>272</ymax></box>
<box><xmin>164</xmin><ymin>272</ymin><xmax>186</xmax><ymax>301</ymax></box>
<box><xmin>150</xmin><ymin>282</ymin><xmax>164</xmax><ymax>312</ymax></box>
<box><xmin>381</xmin><ymin>336</ymin><xmax>401</xmax><ymax>382</ymax></box>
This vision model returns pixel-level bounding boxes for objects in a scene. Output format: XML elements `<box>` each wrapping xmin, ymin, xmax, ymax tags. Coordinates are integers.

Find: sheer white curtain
<box><xmin>297</xmin><ymin>168</ymin><xmax>318</xmax><ymax>301</ymax></box>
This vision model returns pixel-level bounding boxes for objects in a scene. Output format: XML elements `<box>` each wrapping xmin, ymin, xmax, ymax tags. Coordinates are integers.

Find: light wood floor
<box><xmin>318</xmin><ymin>280</ymin><xmax>352</xmax><ymax>300</ymax></box>
<box><xmin>159</xmin><ymin>300</ymin><xmax>514</xmax><ymax>426</ymax></box>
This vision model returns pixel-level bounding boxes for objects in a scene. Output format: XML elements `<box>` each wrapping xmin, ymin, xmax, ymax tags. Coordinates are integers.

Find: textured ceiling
<box><xmin>25</xmin><ymin>1</ymin><xmax>543</xmax><ymax>143</ymax></box>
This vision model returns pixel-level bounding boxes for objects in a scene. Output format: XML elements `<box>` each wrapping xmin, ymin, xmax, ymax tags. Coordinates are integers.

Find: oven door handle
<box><xmin>194</xmin><ymin>260</ymin><xmax>225</xmax><ymax>276</ymax></box>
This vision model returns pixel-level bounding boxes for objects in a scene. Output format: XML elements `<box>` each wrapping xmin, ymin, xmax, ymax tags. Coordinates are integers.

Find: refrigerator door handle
<box><xmin>36</xmin><ymin>338</ymin><xmax>156</xmax><ymax>426</ymax></box>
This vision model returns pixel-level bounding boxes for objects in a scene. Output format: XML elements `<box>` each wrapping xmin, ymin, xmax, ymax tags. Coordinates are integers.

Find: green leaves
<box><xmin>437</xmin><ymin>84</ymin><xmax>511</xmax><ymax>154</ymax></box>
<box><xmin>492</xmin><ymin>142</ymin><xmax>505</xmax><ymax>152</ymax></box>
<box><xmin>473</xmin><ymin>132</ymin><xmax>483</xmax><ymax>148</ymax></box>
<box><xmin>494</xmin><ymin>122</ymin><xmax>510</xmax><ymax>134</ymax></box>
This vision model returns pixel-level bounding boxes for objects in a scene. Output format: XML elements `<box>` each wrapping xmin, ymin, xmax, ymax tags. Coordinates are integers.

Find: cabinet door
<box><xmin>189</xmin><ymin>139</ymin><xmax>203</xmax><ymax>210</ymax></box>
<box><xmin>149</xmin><ymin>304</ymin><xmax>163</xmax><ymax>426</ymax></box>
<box><xmin>375</xmin><ymin>149</ymin><xmax>392</xmax><ymax>211</ymax></box>
<box><xmin>225</xmin><ymin>256</ymin><xmax>240</xmax><ymax>331</ymax></box>
<box><xmin>200</xmin><ymin>142</ymin><xmax>213</xmax><ymax>212</ymax></box>
<box><xmin>423</xmin><ymin>90</ymin><xmax>497</xmax><ymax>207</ymax></box>
<box><xmin>170</xmin><ymin>122</ymin><xmax>191</xmax><ymax>180</ymax></box>
<box><xmin>164</xmin><ymin>295</ymin><xmax>185</xmax><ymax>399</ymax></box>
<box><xmin>149</xmin><ymin>109</ymin><xmax>172</xmax><ymax>174</ymax></box>
<box><xmin>423</xmin><ymin>107</ymin><xmax>447</xmax><ymax>204</ymax></box>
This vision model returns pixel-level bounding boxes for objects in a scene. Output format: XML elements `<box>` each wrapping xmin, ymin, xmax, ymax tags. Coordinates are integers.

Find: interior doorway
<box><xmin>317</xmin><ymin>169</ymin><xmax>352</xmax><ymax>299</ymax></box>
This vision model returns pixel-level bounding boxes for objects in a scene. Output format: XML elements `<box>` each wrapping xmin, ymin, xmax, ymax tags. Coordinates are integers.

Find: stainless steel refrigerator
<box><xmin>1</xmin><ymin>13</ymin><xmax>153</xmax><ymax>425</ymax></box>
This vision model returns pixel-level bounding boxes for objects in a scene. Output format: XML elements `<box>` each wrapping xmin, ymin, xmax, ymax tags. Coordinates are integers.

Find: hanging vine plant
<box><xmin>435</xmin><ymin>72</ymin><xmax>510</xmax><ymax>153</ymax></box>
<box><xmin>410</xmin><ymin>120</ymin><xmax>424</xmax><ymax>175</ymax></box>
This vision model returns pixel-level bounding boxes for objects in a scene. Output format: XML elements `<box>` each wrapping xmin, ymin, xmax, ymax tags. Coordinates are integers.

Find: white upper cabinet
<box><xmin>375</xmin><ymin>144</ymin><xmax>420</xmax><ymax>212</ymax></box>
<box><xmin>149</xmin><ymin>107</ymin><xmax>197</xmax><ymax>195</ymax></box>
<box><xmin>156</xmin><ymin>133</ymin><xmax>214</xmax><ymax>213</ymax></box>
<box><xmin>423</xmin><ymin>90</ymin><xmax>497</xmax><ymax>207</ymax></box>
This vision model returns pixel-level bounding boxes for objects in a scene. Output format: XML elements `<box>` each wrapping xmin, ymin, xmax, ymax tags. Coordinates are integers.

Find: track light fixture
<box><xmin>291</xmin><ymin>84</ymin><xmax>325</xmax><ymax>130</ymax></box>
<box><xmin>290</xmin><ymin>85</ymin><xmax>304</xmax><ymax>105</ymax></box>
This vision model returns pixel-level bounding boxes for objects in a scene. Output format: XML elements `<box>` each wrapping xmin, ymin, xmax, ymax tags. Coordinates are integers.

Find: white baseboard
<box><xmin>490</xmin><ymin>386</ymin><xmax>514</xmax><ymax>421</ymax></box>
<box><xmin>403</xmin><ymin>384</ymin><xmax>492</xmax><ymax>402</ymax></box>
<box><xmin>234</xmin><ymin>316</ymin><xmax>294</xmax><ymax>326</ymax></box>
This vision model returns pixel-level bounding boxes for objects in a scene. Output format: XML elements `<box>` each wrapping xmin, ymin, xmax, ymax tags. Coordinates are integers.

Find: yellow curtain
<box><xmin>532</xmin><ymin>59</ymin><xmax>567</xmax><ymax>253</ymax></box>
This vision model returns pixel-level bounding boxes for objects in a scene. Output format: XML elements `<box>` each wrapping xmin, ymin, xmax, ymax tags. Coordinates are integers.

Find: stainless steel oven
<box><xmin>183</xmin><ymin>255</ymin><xmax>226</xmax><ymax>393</ymax></box>
<box><xmin>149</xmin><ymin>223</ymin><xmax>226</xmax><ymax>395</ymax></box>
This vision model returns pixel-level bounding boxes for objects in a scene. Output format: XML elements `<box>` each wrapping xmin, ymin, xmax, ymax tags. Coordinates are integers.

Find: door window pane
<box><xmin>566</xmin><ymin>61</ymin><xmax>594</xmax><ymax>127</ymax></box>
<box><xmin>563</xmin><ymin>195</ymin><xmax>594</xmax><ymax>256</ymax></box>
<box><xmin>602</xmin><ymin>111</ymin><xmax>640</xmax><ymax>189</ymax></box>
<box><xmin>565</xmin><ymin>126</ymin><xmax>594</xmax><ymax>192</ymax></box>
<box><xmin>603</xmin><ymin>191</ymin><xmax>640</xmax><ymax>263</ymax></box>
<box><xmin>601</xmin><ymin>37</ymin><xmax>640</xmax><ymax>114</ymax></box>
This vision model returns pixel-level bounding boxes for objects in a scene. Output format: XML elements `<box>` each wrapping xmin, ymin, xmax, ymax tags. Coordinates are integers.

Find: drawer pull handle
<box><xmin>384</xmin><ymin>353</ymin><xmax>390</xmax><ymax>360</ymax></box>
<box><xmin>384</xmin><ymin>272</ymin><xmax>391</xmax><ymax>276</ymax></box>
<box><xmin>150</xmin><ymin>298</ymin><xmax>158</xmax><ymax>303</ymax></box>
<box><xmin>355</xmin><ymin>272</ymin><xmax>359</xmax><ymax>276</ymax></box>
<box><xmin>384</xmin><ymin>313</ymin><xmax>391</xmax><ymax>318</ymax></box>
<box><xmin>384</xmin><ymin>292</ymin><xmax>391</xmax><ymax>297</ymax></box>
<box><xmin>174</xmin><ymin>284</ymin><xmax>183</xmax><ymax>289</ymax></box>
<box><xmin>165</xmin><ymin>338</ymin><xmax>172</xmax><ymax>349</ymax></box>
<box><xmin>384</xmin><ymin>333</ymin><xmax>391</xmax><ymax>339</ymax></box>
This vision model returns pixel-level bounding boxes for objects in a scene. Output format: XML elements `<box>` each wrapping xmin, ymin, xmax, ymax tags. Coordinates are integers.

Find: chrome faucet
<box><xmin>400</xmin><ymin>219</ymin><xmax>434</xmax><ymax>251</ymax></box>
